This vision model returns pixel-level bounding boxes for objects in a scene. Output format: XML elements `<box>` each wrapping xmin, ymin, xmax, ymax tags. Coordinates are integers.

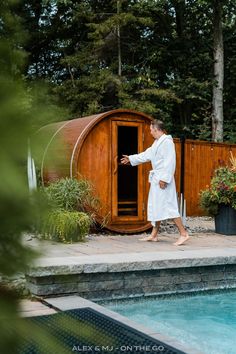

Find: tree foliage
<box><xmin>0</xmin><ymin>0</ymin><xmax>57</xmax><ymax>352</ymax></box>
<box><xmin>15</xmin><ymin>0</ymin><xmax>236</xmax><ymax>141</ymax></box>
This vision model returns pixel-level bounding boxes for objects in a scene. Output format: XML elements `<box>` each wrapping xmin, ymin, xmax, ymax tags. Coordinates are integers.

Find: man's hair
<box><xmin>151</xmin><ymin>119</ymin><xmax>165</xmax><ymax>131</ymax></box>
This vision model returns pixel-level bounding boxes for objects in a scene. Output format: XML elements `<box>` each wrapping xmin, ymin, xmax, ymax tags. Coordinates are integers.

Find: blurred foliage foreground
<box><xmin>0</xmin><ymin>1</ymin><xmax>106</xmax><ymax>353</ymax></box>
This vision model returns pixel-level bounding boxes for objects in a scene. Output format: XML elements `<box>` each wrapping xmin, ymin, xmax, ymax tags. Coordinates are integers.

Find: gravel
<box><xmin>86</xmin><ymin>216</ymin><xmax>215</xmax><ymax>238</ymax></box>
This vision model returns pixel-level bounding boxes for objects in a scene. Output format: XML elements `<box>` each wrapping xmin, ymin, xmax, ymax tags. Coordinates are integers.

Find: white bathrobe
<box><xmin>129</xmin><ymin>134</ymin><xmax>180</xmax><ymax>225</ymax></box>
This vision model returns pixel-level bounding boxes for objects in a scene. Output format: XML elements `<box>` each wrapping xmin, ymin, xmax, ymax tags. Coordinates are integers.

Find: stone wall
<box><xmin>26</xmin><ymin>264</ymin><xmax>236</xmax><ymax>300</ymax></box>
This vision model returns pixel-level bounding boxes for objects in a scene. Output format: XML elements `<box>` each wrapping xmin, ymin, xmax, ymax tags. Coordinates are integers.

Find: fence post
<box><xmin>180</xmin><ymin>135</ymin><xmax>185</xmax><ymax>199</ymax></box>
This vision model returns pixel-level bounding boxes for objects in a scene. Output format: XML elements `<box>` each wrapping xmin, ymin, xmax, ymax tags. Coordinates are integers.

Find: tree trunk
<box><xmin>117</xmin><ymin>0</ymin><xmax>122</xmax><ymax>76</ymax></box>
<box><xmin>212</xmin><ymin>0</ymin><xmax>224</xmax><ymax>142</ymax></box>
<box><xmin>173</xmin><ymin>0</ymin><xmax>185</xmax><ymax>38</ymax></box>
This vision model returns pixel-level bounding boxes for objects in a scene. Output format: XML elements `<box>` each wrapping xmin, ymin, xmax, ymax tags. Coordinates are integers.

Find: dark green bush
<box><xmin>45</xmin><ymin>178</ymin><xmax>100</xmax><ymax>216</ymax></box>
<box><xmin>37</xmin><ymin>177</ymin><xmax>107</xmax><ymax>242</ymax></box>
<box><xmin>41</xmin><ymin>210</ymin><xmax>91</xmax><ymax>243</ymax></box>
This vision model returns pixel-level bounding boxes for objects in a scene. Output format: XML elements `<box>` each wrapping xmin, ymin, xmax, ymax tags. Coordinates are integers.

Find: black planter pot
<box><xmin>215</xmin><ymin>204</ymin><xmax>236</xmax><ymax>235</ymax></box>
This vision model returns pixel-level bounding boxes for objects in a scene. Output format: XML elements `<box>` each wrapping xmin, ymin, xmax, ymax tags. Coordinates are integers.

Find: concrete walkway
<box><xmin>23</xmin><ymin>221</ymin><xmax>236</xmax><ymax>260</ymax></box>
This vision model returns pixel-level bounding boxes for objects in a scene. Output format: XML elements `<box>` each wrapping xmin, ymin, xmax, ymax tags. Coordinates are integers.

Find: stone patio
<box><xmin>21</xmin><ymin>218</ymin><xmax>236</xmax><ymax>299</ymax></box>
<box><xmin>23</xmin><ymin>217</ymin><xmax>236</xmax><ymax>258</ymax></box>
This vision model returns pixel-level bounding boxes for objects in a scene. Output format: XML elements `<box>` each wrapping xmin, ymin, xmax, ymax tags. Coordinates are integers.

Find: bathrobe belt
<box><xmin>148</xmin><ymin>170</ymin><xmax>161</xmax><ymax>183</ymax></box>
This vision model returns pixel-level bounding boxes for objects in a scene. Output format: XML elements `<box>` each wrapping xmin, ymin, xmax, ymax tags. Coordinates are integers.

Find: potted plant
<box><xmin>200</xmin><ymin>152</ymin><xmax>236</xmax><ymax>235</ymax></box>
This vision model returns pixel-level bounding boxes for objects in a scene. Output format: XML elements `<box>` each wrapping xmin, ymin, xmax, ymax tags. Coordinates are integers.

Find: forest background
<box><xmin>1</xmin><ymin>1</ymin><xmax>236</xmax><ymax>352</ymax></box>
<box><xmin>14</xmin><ymin>0</ymin><xmax>236</xmax><ymax>142</ymax></box>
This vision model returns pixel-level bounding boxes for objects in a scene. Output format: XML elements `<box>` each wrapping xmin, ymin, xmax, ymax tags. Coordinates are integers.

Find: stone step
<box><xmin>25</xmin><ymin>249</ymin><xmax>236</xmax><ymax>299</ymax></box>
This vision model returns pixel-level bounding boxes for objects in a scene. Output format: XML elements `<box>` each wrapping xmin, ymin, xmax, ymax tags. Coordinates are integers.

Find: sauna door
<box><xmin>111</xmin><ymin>120</ymin><xmax>144</xmax><ymax>222</ymax></box>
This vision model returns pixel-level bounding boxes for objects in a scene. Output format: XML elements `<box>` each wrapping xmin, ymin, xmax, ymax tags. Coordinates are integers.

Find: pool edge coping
<box><xmin>25</xmin><ymin>248</ymin><xmax>236</xmax><ymax>277</ymax></box>
<box><xmin>43</xmin><ymin>295</ymin><xmax>202</xmax><ymax>354</ymax></box>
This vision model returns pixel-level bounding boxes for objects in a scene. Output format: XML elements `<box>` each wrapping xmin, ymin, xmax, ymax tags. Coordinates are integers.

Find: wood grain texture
<box><xmin>38</xmin><ymin>109</ymin><xmax>236</xmax><ymax>232</ymax></box>
<box><xmin>184</xmin><ymin>140</ymin><xmax>236</xmax><ymax>215</ymax></box>
<box><xmin>39</xmin><ymin>109</ymin><xmax>153</xmax><ymax>233</ymax></box>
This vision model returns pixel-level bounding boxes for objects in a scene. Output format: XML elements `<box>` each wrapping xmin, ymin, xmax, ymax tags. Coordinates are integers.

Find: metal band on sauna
<box><xmin>40</xmin><ymin>120</ymin><xmax>71</xmax><ymax>185</ymax></box>
<box><xmin>69</xmin><ymin>119</ymin><xmax>98</xmax><ymax>178</ymax></box>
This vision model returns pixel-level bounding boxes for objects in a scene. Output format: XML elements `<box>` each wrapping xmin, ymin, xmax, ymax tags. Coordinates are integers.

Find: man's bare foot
<box><xmin>173</xmin><ymin>233</ymin><xmax>189</xmax><ymax>246</ymax></box>
<box><xmin>139</xmin><ymin>235</ymin><xmax>159</xmax><ymax>242</ymax></box>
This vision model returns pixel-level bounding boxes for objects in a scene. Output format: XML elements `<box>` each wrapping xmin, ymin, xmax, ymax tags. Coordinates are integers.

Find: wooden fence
<box><xmin>173</xmin><ymin>139</ymin><xmax>236</xmax><ymax>216</ymax></box>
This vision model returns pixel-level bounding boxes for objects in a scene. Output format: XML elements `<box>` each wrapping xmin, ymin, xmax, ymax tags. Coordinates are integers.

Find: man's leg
<box><xmin>173</xmin><ymin>217</ymin><xmax>189</xmax><ymax>246</ymax></box>
<box><xmin>139</xmin><ymin>221</ymin><xmax>161</xmax><ymax>242</ymax></box>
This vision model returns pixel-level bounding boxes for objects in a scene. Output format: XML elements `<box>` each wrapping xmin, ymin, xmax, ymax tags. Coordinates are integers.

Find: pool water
<box><xmin>104</xmin><ymin>290</ymin><xmax>236</xmax><ymax>354</ymax></box>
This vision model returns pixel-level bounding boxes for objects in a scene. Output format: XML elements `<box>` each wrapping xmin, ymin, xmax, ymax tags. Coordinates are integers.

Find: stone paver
<box><xmin>26</xmin><ymin>247</ymin><xmax>236</xmax><ymax>277</ymax></box>
<box><xmin>23</xmin><ymin>231</ymin><xmax>236</xmax><ymax>259</ymax></box>
<box><xmin>19</xmin><ymin>299</ymin><xmax>57</xmax><ymax>317</ymax></box>
<box><xmin>22</xmin><ymin>217</ymin><xmax>236</xmax><ymax>276</ymax></box>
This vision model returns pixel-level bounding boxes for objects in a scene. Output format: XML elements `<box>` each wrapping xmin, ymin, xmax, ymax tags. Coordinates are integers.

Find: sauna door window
<box><xmin>111</xmin><ymin>121</ymin><xmax>144</xmax><ymax>221</ymax></box>
<box><xmin>118</xmin><ymin>126</ymin><xmax>138</xmax><ymax>216</ymax></box>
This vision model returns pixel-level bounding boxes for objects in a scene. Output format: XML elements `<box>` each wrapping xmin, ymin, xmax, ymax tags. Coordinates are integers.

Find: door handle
<box><xmin>113</xmin><ymin>155</ymin><xmax>118</xmax><ymax>174</ymax></box>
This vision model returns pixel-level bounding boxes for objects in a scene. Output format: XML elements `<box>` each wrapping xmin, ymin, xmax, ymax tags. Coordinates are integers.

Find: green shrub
<box><xmin>199</xmin><ymin>189</ymin><xmax>219</xmax><ymax>215</ymax></box>
<box><xmin>37</xmin><ymin>177</ymin><xmax>108</xmax><ymax>243</ymax></box>
<box><xmin>45</xmin><ymin>178</ymin><xmax>83</xmax><ymax>210</ymax></box>
<box><xmin>40</xmin><ymin>210</ymin><xmax>91</xmax><ymax>243</ymax></box>
<box><xmin>45</xmin><ymin>177</ymin><xmax>100</xmax><ymax>219</ymax></box>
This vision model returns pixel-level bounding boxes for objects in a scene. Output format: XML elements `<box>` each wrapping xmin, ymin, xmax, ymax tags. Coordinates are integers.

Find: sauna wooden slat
<box><xmin>38</xmin><ymin>108</ymin><xmax>236</xmax><ymax>232</ymax></box>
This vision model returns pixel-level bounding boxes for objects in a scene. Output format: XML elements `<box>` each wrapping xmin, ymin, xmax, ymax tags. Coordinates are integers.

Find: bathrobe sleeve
<box><xmin>159</xmin><ymin>139</ymin><xmax>176</xmax><ymax>183</ymax></box>
<box><xmin>129</xmin><ymin>146</ymin><xmax>152</xmax><ymax>166</ymax></box>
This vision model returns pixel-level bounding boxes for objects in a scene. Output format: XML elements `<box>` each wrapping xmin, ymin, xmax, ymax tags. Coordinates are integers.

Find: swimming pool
<box><xmin>103</xmin><ymin>289</ymin><xmax>236</xmax><ymax>354</ymax></box>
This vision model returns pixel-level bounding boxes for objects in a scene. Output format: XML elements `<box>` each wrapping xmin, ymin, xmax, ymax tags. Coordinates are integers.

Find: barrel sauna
<box><xmin>38</xmin><ymin>109</ymin><xmax>157</xmax><ymax>233</ymax></box>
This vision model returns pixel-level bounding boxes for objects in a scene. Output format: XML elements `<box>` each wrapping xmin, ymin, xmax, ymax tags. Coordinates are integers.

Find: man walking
<box><xmin>121</xmin><ymin>119</ymin><xmax>189</xmax><ymax>246</ymax></box>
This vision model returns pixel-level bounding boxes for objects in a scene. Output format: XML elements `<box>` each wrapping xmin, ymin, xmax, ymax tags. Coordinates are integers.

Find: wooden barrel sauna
<box><xmin>37</xmin><ymin>109</ymin><xmax>158</xmax><ymax>233</ymax></box>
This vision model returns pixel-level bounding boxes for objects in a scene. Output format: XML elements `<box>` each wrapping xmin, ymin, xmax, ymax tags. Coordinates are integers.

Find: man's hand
<box><xmin>159</xmin><ymin>180</ymin><xmax>167</xmax><ymax>189</ymax></box>
<box><xmin>121</xmin><ymin>155</ymin><xmax>130</xmax><ymax>165</ymax></box>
